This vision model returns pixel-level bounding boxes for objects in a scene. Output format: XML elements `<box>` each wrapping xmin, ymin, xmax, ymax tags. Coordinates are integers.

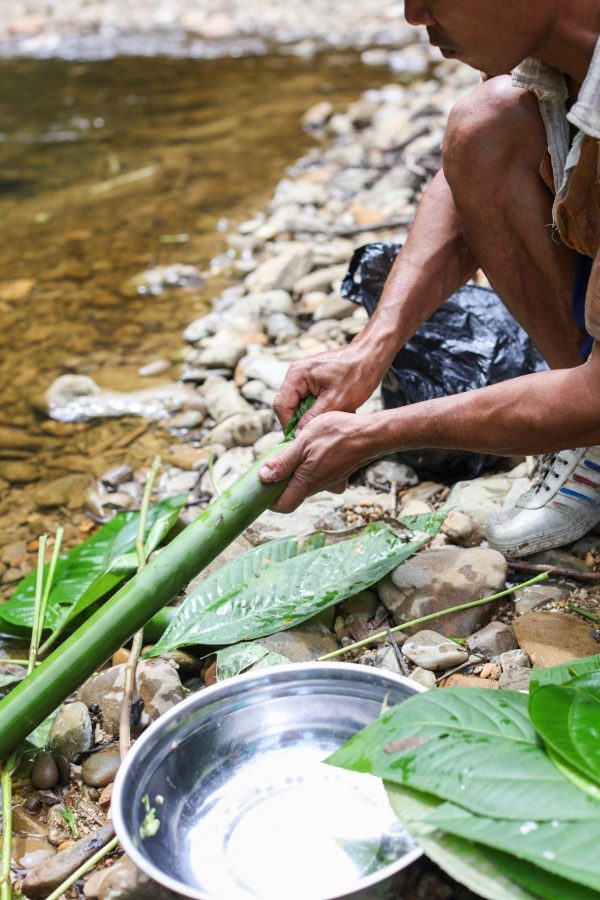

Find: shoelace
<box><xmin>530</xmin><ymin>452</ymin><xmax>569</xmax><ymax>494</ymax></box>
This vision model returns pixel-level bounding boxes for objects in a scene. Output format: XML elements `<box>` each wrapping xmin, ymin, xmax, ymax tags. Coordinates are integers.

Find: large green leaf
<box><xmin>150</xmin><ymin>521</ymin><xmax>437</xmax><ymax>653</ymax></box>
<box><xmin>529</xmin><ymin>653</ymin><xmax>600</xmax><ymax>694</ymax></box>
<box><xmin>483</xmin><ymin>844</ymin><xmax>600</xmax><ymax>900</ymax></box>
<box><xmin>0</xmin><ymin>496</ymin><xmax>185</xmax><ymax>633</ymax></box>
<box><xmin>429</xmin><ymin>802</ymin><xmax>600</xmax><ymax>893</ymax></box>
<box><xmin>530</xmin><ymin>672</ymin><xmax>600</xmax><ymax>788</ymax></box>
<box><xmin>386</xmin><ymin>784</ymin><xmax>536</xmax><ymax>900</ymax></box>
<box><xmin>327</xmin><ymin>688</ymin><xmax>600</xmax><ymax>821</ymax></box>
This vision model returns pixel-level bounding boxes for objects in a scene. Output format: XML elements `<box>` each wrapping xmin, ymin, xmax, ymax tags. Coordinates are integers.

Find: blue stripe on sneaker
<box><xmin>584</xmin><ymin>459</ymin><xmax>600</xmax><ymax>474</ymax></box>
<box><xmin>560</xmin><ymin>487</ymin><xmax>598</xmax><ymax>506</ymax></box>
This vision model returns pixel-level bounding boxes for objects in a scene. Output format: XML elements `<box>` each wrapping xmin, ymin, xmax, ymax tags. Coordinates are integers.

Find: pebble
<box><xmin>202</xmin><ymin>411</ymin><xmax>267</xmax><ymax>449</ymax></box>
<box><xmin>378</xmin><ymin>547</ymin><xmax>507</xmax><ymax>637</ymax></box>
<box><xmin>443</xmin><ymin>673</ymin><xmax>498</xmax><ymax>690</ymax></box>
<box><xmin>138</xmin><ymin>358</ymin><xmax>171</xmax><ymax>376</ymax></box>
<box><xmin>238</xmin><ymin>353</ymin><xmax>290</xmax><ymax>390</ymax></box>
<box><xmin>409</xmin><ymin>666</ymin><xmax>437</xmax><ymax>688</ymax></box>
<box><xmin>245</xmin><ymin>245</ymin><xmax>313</xmax><ymax>293</ymax></box>
<box><xmin>364</xmin><ymin>459</ymin><xmax>418</xmax><ymax>491</ymax></box>
<box><xmin>203</xmin><ymin>375</ymin><xmax>253</xmax><ymax>422</ymax></box>
<box><xmin>498</xmin><ymin>666</ymin><xmax>532</xmax><ymax>692</ymax></box>
<box><xmin>258</xmin><ymin>621</ymin><xmax>338</xmax><ymax>662</ymax></box>
<box><xmin>499</xmin><ymin>648</ymin><xmax>530</xmax><ymax>670</ymax></box>
<box><xmin>513</xmin><ymin>584</ymin><xmax>571</xmax><ymax>615</ymax></box>
<box><xmin>513</xmin><ymin>612</ymin><xmax>600</xmax><ymax>667</ymax></box>
<box><xmin>442</xmin><ymin>463</ymin><xmax>530</xmax><ymax>525</ymax></box>
<box><xmin>441</xmin><ymin>510</ymin><xmax>483</xmax><ymax>547</ymax></box>
<box><xmin>47</xmin><ymin>804</ymin><xmax>72</xmax><ymax>847</ymax></box>
<box><xmin>466</xmin><ymin>622</ymin><xmax>518</xmax><ymax>659</ymax></box>
<box><xmin>48</xmin><ymin>701</ymin><xmax>93</xmax><ymax>762</ymax></box>
<box><xmin>31</xmin><ymin>752</ymin><xmax>59</xmax><ymax>790</ymax></box>
<box><xmin>82</xmin><ymin>746</ymin><xmax>121</xmax><ymax>788</ymax></box>
<box><xmin>402</xmin><ymin>630</ymin><xmax>468</xmax><ymax>671</ymax></box>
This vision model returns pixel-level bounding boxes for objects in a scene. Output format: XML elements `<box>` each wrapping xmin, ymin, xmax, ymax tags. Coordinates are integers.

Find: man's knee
<box><xmin>443</xmin><ymin>75</ymin><xmax>545</xmax><ymax>196</ymax></box>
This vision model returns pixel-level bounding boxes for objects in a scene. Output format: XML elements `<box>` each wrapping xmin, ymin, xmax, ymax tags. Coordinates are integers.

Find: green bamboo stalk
<box><xmin>0</xmin><ymin>443</ymin><xmax>291</xmax><ymax>760</ymax></box>
<box><xmin>317</xmin><ymin>571</ymin><xmax>550</xmax><ymax>661</ymax></box>
<box><xmin>0</xmin><ymin>754</ymin><xmax>16</xmax><ymax>900</ymax></box>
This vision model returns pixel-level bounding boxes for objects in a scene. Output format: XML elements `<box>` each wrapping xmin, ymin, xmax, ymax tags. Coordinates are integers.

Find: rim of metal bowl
<box><xmin>113</xmin><ymin>661</ymin><xmax>425</xmax><ymax>900</ymax></box>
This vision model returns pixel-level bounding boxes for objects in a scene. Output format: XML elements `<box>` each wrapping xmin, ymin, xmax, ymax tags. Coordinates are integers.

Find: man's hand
<box><xmin>258</xmin><ymin>411</ymin><xmax>378</xmax><ymax>512</ymax></box>
<box><xmin>273</xmin><ymin>345</ymin><xmax>382</xmax><ymax>432</ymax></box>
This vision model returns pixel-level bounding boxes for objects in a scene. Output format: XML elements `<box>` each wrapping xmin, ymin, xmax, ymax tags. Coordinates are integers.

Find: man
<box><xmin>259</xmin><ymin>1</ymin><xmax>600</xmax><ymax>558</ymax></box>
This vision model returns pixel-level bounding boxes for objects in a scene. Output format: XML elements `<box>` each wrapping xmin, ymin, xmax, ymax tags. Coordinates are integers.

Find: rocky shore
<box><xmin>4</xmin><ymin>0</ymin><xmax>425</xmax><ymax>60</ymax></box>
<box><xmin>3</xmin><ymin>18</ymin><xmax>600</xmax><ymax>900</ymax></box>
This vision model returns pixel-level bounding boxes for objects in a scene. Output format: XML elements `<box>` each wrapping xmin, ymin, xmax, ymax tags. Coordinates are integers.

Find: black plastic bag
<box><xmin>341</xmin><ymin>242</ymin><xmax>546</xmax><ymax>480</ymax></box>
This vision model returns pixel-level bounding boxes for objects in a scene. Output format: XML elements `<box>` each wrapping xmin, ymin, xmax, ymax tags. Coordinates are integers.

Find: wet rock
<box><xmin>466</xmin><ymin>622</ymin><xmax>517</xmax><ymax>659</ymax></box>
<box><xmin>442</xmin><ymin>463</ymin><xmax>530</xmax><ymax>525</ymax></box>
<box><xmin>47</xmin><ymin>804</ymin><xmax>72</xmax><ymax>847</ymax></box>
<box><xmin>513</xmin><ymin>612</ymin><xmax>600</xmax><ymax>667</ymax></box>
<box><xmin>194</xmin><ymin>333</ymin><xmax>245</xmax><ymax>370</ymax></box>
<box><xmin>0</xmin><ymin>277</ymin><xmax>36</xmax><ymax>302</ymax></box>
<box><xmin>410</xmin><ymin>667</ymin><xmax>437</xmax><ymax>689</ymax></box>
<box><xmin>238</xmin><ymin>353</ymin><xmax>290</xmax><ymax>390</ymax></box>
<box><xmin>266</xmin><ymin>312</ymin><xmax>300</xmax><ymax>343</ymax></box>
<box><xmin>12</xmin><ymin>806</ymin><xmax>48</xmax><ymax>838</ymax></box>
<box><xmin>441</xmin><ymin>510</ymin><xmax>484</xmax><ymax>547</ymax></box>
<box><xmin>258</xmin><ymin>621</ymin><xmax>338</xmax><ymax>662</ymax></box>
<box><xmin>364</xmin><ymin>459</ymin><xmax>418</xmax><ymax>491</ymax></box>
<box><xmin>23</xmin><ymin>823</ymin><xmax>115</xmax><ymax>899</ymax></box>
<box><xmin>0</xmin><ymin>460</ymin><xmax>40</xmax><ymax>483</ymax></box>
<box><xmin>48</xmin><ymin>701</ymin><xmax>93</xmax><ymax>761</ymax></box>
<box><xmin>124</xmin><ymin>264</ymin><xmax>202</xmax><ymax>297</ymax></box>
<box><xmin>379</xmin><ymin>548</ymin><xmax>507</xmax><ymax>637</ymax></box>
<box><xmin>513</xmin><ymin>583</ymin><xmax>571</xmax><ymax>615</ymax></box>
<box><xmin>202</xmin><ymin>411</ymin><xmax>267</xmax><ymax>449</ymax></box>
<box><xmin>34</xmin><ymin>474</ymin><xmax>89</xmax><ymax>509</ymax></box>
<box><xmin>498</xmin><ymin>666</ymin><xmax>532</xmax><ymax>691</ymax></box>
<box><xmin>100</xmin><ymin>465</ymin><xmax>133</xmax><ymax>488</ymax></box>
<box><xmin>31</xmin><ymin>752</ymin><xmax>59</xmax><ymax>790</ymax></box>
<box><xmin>302</xmin><ymin>100</ymin><xmax>334</xmax><ymax>129</ymax></box>
<box><xmin>245</xmin><ymin>245</ymin><xmax>313</xmax><ymax>293</ymax></box>
<box><xmin>166</xmin><ymin>409</ymin><xmax>205</xmax><ymax>429</ymax></box>
<box><xmin>46</xmin><ymin>374</ymin><xmax>203</xmax><ymax>423</ymax></box>
<box><xmin>77</xmin><ymin>659</ymin><xmax>183</xmax><ymax>736</ymax></box>
<box><xmin>82</xmin><ymin>747</ymin><xmax>121</xmax><ymax>788</ymax></box>
<box><xmin>402</xmin><ymin>630</ymin><xmax>468</xmax><ymax>671</ymax></box>
<box><xmin>19</xmin><ymin>845</ymin><xmax>55</xmax><ymax>869</ymax></box>
<box><xmin>203</xmin><ymin>376</ymin><xmax>253</xmax><ymax>422</ymax></box>
<box><xmin>138</xmin><ymin>358</ymin><xmax>171</xmax><ymax>377</ymax></box>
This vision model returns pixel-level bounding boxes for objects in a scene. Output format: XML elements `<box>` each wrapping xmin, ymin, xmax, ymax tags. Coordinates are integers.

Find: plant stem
<box><xmin>507</xmin><ymin>558</ymin><xmax>600</xmax><ymax>582</ymax></box>
<box><xmin>0</xmin><ymin>753</ymin><xmax>17</xmax><ymax>900</ymax></box>
<box><xmin>120</xmin><ymin>456</ymin><xmax>161</xmax><ymax>760</ymax></box>
<box><xmin>0</xmin><ymin>659</ymin><xmax>29</xmax><ymax>666</ymax></box>
<box><xmin>317</xmin><ymin>572</ymin><xmax>550</xmax><ymax>662</ymax></box>
<box><xmin>568</xmin><ymin>603</ymin><xmax>600</xmax><ymax>624</ymax></box>
<box><xmin>45</xmin><ymin>835</ymin><xmax>119</xmax><ymax>900</ymax></box>
<box><xmin>28</xmin><ymin>534</ymin><xmax>48</xmax><ymax>675</ymax></box>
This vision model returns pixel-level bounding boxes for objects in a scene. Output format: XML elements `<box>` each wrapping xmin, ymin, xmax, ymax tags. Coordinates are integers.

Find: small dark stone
<box><xmin>53</xmin><ymin>754</ymin><xmax>70</xmax><ymax>786</ymax></box>
<box><xmin>130</xmin><ymin>698</ymin><xmax>144</xmax><ymax>727</ymax></box>
<box><xmin>31</xmin><ymin>752</ymin><xmax>59</xmax><ymax>790</ymax></box>
<box><xmin>25</xmin><ymin>795</ymin><xmax>43</xmax><ymax>815</ymax></box>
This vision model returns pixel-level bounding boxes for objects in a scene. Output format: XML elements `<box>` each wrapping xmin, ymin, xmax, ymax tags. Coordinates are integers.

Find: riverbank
<box><xmin>4</xmin><ymin>0</ymin><xmax>424</xmax><ymax>61</ymax></box>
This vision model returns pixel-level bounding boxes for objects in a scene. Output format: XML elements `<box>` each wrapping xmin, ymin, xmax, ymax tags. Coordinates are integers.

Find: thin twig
<box><xmin>384</xmin><ymin>623</ymin><xmax>409</xmax><ymax>676</ymax></box>
<box><xmin>207</xmin><ymin>449</ymin><xmax>221</xmax><ymax>498</ymax></box>
<box><xmin>0</xmin><ymin>659</ymin><xmax>29</xmax><ymax>666</ymax></box>
<box><xmin>45</xmin><ymin>835</ymin><xmax>119</xmax><ymax>900</ymax></box>
<box><xmin>317</xmin><ymin>572</ymin><xmax>550</xmax><ymax>662</ymax></box>
<box><xmin>507</xmin><ymin>558</ymin><xmax>600</xmax><ymax>582</ymax></box>
<box><xmin>120</xmin><ymin>455</ymin><xmax>161</xmax><ymax>760</ymax></box>
<box><xmin>28</xmin><ymin>535</ymin><xmax>48</xmax><ymax>674</ymax></box>
<box><xmin>568</xmin><ymin>603</ymin><xmax>600</xmax><ymax>624</ymax></box>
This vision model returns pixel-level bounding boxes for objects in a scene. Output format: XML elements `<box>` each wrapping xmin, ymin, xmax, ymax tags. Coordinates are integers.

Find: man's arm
<box><xmin>273</xmin><ymin>169</ymin><xmax>477</xmax><ymax>428</ymax></box>
<box><xmin>260</xmin><ymin>256</ymin><xmax>600</xmax><ymax>512</ymax></box>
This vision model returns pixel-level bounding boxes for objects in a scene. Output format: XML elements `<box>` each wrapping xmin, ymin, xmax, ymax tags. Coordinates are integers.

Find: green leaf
<box><xmin>150</xmin><ymin>522</ymin><xmax>433</xmax><ymax>653</ymax></box>
<box><xmin>23</xmin><ymin>714</ymin><xmax>54</xmax><ymax>754</ymax></box>
<box><xmin>327</xmin><ymin>688</ymin><xmax>600</xmax><ymax>821</ymax></box>
<box><xmin>529</xmin><ymin>653</ymin><xmax>600</xmax><ymax>694</ymax></box>
<box><xmin>283</xmin><ymin>394</ymin><xmax>316</xmax><ymax>440</ymax></box>
<box><xmin>429</xmin><ymin>802</ymin><xmax>600</xmax><ymax>893</ymax></box>
<box><xmin>546</xmin><ymin>745</ymin><xmax>600</xmax><ymax>802</ymax></box>
<box><xmin>216</xmin><ymin>640</ymin><xmax>290</xmax><ymax>680</ymax></box>
<box><xmin>385</xmin><ymin>784</ymin><xmax>537</xmax><ymax>900</ymax></box>
<box><xmin>0</xmin><ymin>671</ymin><xmax>24</xmax><ymax>690</ymax></box>
<box><xmin>483</xmin><ymin>844</ymin><xmax>600</xmax><ymax>900</ymax></box>
<box><xmin>530</xmin><ymin>672</ymin><xmax>600</xmax><ymax>788</ymax></box>
<box><xmin>0</xmin><ymin>496</ymin><xmax>186</xmax><ymax>633</ymax></box>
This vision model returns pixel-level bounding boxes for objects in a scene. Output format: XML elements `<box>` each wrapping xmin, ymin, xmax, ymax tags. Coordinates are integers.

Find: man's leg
<box><xmin>443</xmin><ymin>75</ymin><xmax>585</xmax><ymax>369</ymax></box>
<box><xmin>442</xmin><ymin>75</ymin><xmax>600</xmax><ymax>556</ymax></box>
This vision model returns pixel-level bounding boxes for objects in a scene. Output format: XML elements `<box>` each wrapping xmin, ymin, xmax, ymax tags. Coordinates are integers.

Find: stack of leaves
<box><xmin>328</xmin><ymin>654</ymin><xmax>600</xmax><ymax>900</ymax></box>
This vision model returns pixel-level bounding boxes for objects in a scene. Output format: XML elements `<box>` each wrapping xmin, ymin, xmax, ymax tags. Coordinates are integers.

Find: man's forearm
<box><xmin>368</xmin><ymin>351</ymin><xmax>600</xmax><ymax>458</ymax></box>
<box><xmin>353</xmin><ymin>169</ymin><xmax>477</xmax><ymax>370</ymax></box>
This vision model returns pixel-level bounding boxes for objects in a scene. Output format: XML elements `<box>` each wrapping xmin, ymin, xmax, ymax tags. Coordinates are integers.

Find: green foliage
<box><xmin>216</xmin><ymin>640</ymin><xmax>290</xmax><ymax>680</ymax></box>
<box><xmin>0</xmin><ymin>496</ymin><xmax>185</xmax><ymax>635</ymax></box>
<box><xmin>149</xmin><ymin>521</ymin><xmax>438</xmax><ymax>654</ymax></box>
<box><xmin>329</xmin><ymin>657</ymin><xmax>600</xmax><ymax>900</ymax></box>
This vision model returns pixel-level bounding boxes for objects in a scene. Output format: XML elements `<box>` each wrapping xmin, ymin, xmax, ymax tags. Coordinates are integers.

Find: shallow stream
<box><xmin>0</xmin><ymin>52</ymin><xmax>389</xmax><ymax>572</ymax></box>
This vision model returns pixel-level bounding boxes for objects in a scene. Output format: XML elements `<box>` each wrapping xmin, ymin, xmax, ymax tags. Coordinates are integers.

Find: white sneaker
<box><xmin>485</xmin><ymin>447</ymin><xmax>600</xmax><ymax>557</ymax></box>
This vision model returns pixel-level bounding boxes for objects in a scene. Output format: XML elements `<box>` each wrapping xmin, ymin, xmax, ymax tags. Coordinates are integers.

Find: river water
<box><xmin>0</xmin><ymin>52</ymin><xmax>390</xmax><ymax>582</ymax></box>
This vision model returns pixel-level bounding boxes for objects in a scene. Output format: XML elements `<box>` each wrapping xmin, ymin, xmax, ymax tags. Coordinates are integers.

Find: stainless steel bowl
<box><xmin>113</xmin><ymin>662</ymin><xmax>424</xmax><ymax>900</ymax></box>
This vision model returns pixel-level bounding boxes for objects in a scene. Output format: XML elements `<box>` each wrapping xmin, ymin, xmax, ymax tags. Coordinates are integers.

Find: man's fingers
<box><xmin>329</xmin><ymin>479</ymin><xmax>348</xmax><ymax>494</ymax></box>
<box><xmin>258</xmin><ymin>441</ymin><xmax>302</xmax><ymax>485</ymax></box>
<box><xmin>273</xmin><ymin>368</ymin><xmax>310</xmax><ymax>428</ymax></box>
